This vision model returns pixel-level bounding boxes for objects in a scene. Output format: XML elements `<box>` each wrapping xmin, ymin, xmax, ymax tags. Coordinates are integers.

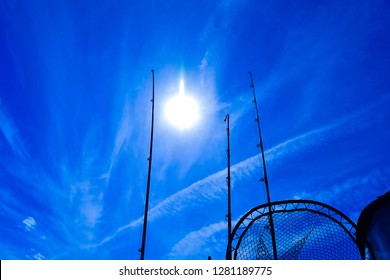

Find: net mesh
<box><xmin>230</xmin><ymin>200</ymin><xmax>370</xmax><ymax>260</ymax></box>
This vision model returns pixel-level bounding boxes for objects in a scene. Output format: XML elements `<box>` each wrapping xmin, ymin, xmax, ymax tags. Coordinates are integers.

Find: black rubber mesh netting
<box><xmin>231</xmin><ymin>201</ymin><xmax>366</xmax><ymax>260</ymax></box>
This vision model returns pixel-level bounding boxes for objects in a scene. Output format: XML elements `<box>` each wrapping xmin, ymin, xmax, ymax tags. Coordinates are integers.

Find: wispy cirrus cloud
<box><xmin>69</xmin><ymin>180</ymin><xmax>104</xmax><ymax>230</ymax></box>
<box><xmin>106</xmin><ymin>97</ymin><xmax>133</xmax><ymax>178</ymax></box>
<box><xmin>95</xmin><ymin>92</ymin><xmax>390</xmax><ymax>247</ymax></box>
<box><xmin>198</xmin><ymin>51</ymin><xmax>209</xmax><ymax>86</ymax></box>
<box><xmin>0</xmin><ymin>97</ymin><xmax>110</xmax><ymax>248</ymax></box>
<box><xmin>57</xmin><ymin>96</ymin><xmax>139</xmax><ymax>244</ymax></box>
<box><xmin>0</xmin><ymin>99</ymin><xmax>56</xmax><ymax>191</ymax></box>
<box><xmin>0</xmin><ymin>99</ymin><xmax>29</xmax><ymax>160</ymax></box>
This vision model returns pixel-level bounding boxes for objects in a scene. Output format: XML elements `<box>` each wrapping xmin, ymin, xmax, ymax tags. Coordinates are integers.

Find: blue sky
<box><xmin>0</xmin><ymin>0</ymin><xmax>389</xmax><ymax>260</ymax></box>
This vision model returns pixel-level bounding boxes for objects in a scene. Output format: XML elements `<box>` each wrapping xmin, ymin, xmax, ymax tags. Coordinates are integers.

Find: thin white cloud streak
<box><xmin>87</xmin><ymin>218</ymin><xmax>142</xmax><ymax>248</ymax></box>
<box><xmin>168</xmin><ymin>221</ymin><xmax>226</xmax><ymax>259</ymax></box>
<box><xmin>167</xmin><ymin>219</ymin><xmax>239</xmax><ymax>259</ymax></box>
<box><xmin>0</xmin><ymin>100</ymin><xmax>29</xmax><ymax>160</ymax></box>
<box><xmin>104</xmin><ymin>98</ymin><xmax>133</xmax><ymax>180</ymax></box>
<box><xmin>95</xmin><ymin>92</ymin><xmax>390</xmax><ymax>247</ymax></box>
<box><xmin>198</xmin><ymin>51</ymin><xmax>209</xmax><ymax>86</ymax></box>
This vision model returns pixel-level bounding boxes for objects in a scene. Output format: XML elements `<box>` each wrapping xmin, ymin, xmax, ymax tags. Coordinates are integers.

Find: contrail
<box><xmin>93</xmin><ymin>92</ymin><xmax>390</xmax><ymax>247</ymax></box>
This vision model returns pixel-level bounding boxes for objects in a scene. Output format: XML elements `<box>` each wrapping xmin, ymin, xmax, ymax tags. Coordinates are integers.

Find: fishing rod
<box><xmin>225</xmin><ymin>114</ymin><xmax>232</xmax><ymax>260</ymax></box>
<box><xmin>139</xmin><ymin>69</ymin><xmax>155</xmax><ymax>260</ymax></box>
<box><xmin>249</xmin><ymin>71</ymin><xmax>278</xmax><ymax>260</ymax></box>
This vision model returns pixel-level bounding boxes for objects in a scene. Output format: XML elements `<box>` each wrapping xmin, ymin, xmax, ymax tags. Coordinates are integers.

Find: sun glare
<box><xmin>165</xmin><ymin>79</ymin><xmax>200</xmax><ymax>130</ymax></box>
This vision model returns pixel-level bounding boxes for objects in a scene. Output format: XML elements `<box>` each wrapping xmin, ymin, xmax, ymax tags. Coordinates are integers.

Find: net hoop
<box><xmin>228</xmin><ymin>199</ymin><xmax>372</xmax><ymax>260</ymax></box>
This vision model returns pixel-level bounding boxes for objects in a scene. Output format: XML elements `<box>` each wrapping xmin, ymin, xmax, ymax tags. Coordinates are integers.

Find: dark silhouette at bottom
<box><xmin>356</xmin><ymin>190</ymin><xmax>390</xmax><ymax>260</ymax></box>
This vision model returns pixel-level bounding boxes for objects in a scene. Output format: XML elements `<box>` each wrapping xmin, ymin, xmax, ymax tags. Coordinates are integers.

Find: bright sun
<box><xmin>164</xmin><ymin>79</ymin><xmax>200</xmax><ymax>130</ymax></box>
